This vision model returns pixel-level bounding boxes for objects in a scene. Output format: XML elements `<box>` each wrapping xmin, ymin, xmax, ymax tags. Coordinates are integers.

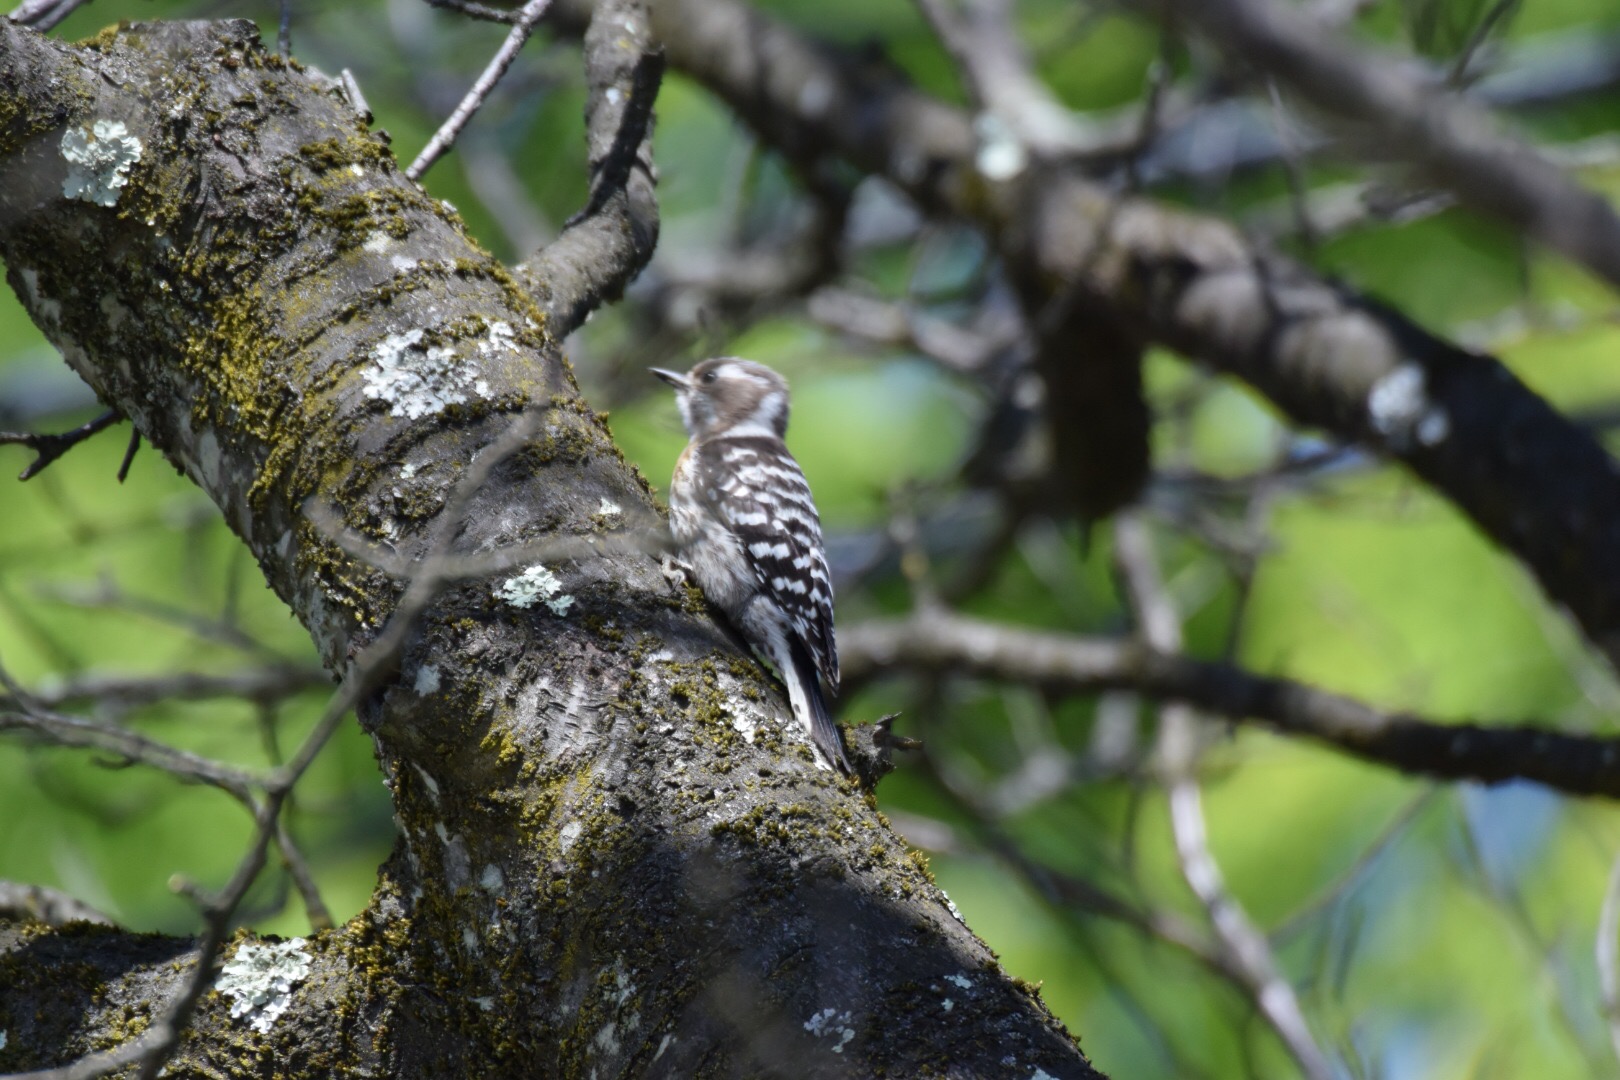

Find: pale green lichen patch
<box><xmin>218</xmin><ymin>937</ymin><xmax>312</xmax><ymax>1033</ymax></box>
<box><xmin>495</xmin><ymin>565</ymin><xmax>574</xmax><ymax>616</ymax></box>
<box><xmin>804</xmin><ymin>1007</ymin><xmax>856</xmax><ymax>1053</ymax></box>
<box><xmin>60</xmin><ymin>119</ymin><xmax>142</xmax><ymax>206</ymax></box>
<box><xmin>478</xmin><ymin>319</ymin><xmax>518</xmax><ymax>358</ymax></box>
<box><xmin>362</xmin><ymin>328</ymin><xmax>491</xmax><ymax>419</ymax></box>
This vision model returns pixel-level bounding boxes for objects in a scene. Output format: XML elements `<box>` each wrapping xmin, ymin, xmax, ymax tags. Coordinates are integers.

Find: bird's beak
<box><xmin>650</xmin><ymin>368</ymin><xmax>688</xmax><ymax>391</ymax></box>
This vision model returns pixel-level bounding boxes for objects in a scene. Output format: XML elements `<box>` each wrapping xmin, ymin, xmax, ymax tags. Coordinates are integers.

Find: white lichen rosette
<box><xmin>217</xmin><ymin>937</ymin><xmax>313</xmax><ymax>1034</ymax></box>
<box><xmin>60</xmin><ymin>120</ymin><xmax>144</xmax><ymax>207</ymax></box>
<box><xmin>362</xmin><ymin>320</ymin><xmax>515</xmax><ymax>420</ymax></box>
<box><xmin>495</xmin><ymin>564</ymin><xmax>575</xmax><ymax>616</ymax></box>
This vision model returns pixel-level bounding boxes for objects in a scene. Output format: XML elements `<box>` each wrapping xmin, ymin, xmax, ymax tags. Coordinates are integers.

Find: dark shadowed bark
<box><xmin>0</xmin><ymin>18</ymin><xmax>1096</xmax><ymax>1079</ymax></box>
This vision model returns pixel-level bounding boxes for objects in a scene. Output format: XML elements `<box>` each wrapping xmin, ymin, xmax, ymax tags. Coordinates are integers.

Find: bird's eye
<box><xmin>700</xmin><ymin>370</ymin><xmax>718</xmax><ymax>385</ymax></box>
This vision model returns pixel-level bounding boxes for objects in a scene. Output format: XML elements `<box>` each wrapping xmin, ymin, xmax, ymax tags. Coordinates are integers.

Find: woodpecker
<box><xmin>652</xmin><ymin>358</ymin><xmax>851</xmax><ymax>773</ymax></box>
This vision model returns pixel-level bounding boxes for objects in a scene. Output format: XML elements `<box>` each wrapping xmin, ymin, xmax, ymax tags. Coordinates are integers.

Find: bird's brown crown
<box><xmin>654</xmin><ymin>358</ymin><xmax>791</xmax><ymax>441</ymax></box>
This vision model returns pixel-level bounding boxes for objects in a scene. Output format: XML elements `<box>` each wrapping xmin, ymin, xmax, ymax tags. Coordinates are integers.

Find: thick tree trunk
<box><xmin>0</xmin><ymin>18</ymin><xmax>1097</xmax><ymax>1079</ymax></box>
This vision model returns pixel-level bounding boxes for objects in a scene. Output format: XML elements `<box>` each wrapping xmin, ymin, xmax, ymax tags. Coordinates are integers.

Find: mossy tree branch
<box><xmin>0</xmin><ymin>17</ymin><xmax>1096</xmax><ymax>1079</ymax></box>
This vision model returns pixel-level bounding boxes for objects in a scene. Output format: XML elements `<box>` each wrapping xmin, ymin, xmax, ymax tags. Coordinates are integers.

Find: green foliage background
<box><xmin>5</xmin><ymin>1</ymin><xmax>1620</xmax><ymax>1075</ymax></box>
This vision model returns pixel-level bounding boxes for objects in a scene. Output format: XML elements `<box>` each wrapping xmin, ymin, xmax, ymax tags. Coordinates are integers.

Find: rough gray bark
<box><xmin>0</xmin><ymin>18</ymin><xmax>1097</xmax><ymax>1079</ymax></box>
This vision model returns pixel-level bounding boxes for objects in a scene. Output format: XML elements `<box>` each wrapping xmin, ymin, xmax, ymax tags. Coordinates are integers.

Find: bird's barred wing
<box><xmin>701</xmin><ymin>435</ymin><xmax>839</xmax><ymax>693</ymax></box>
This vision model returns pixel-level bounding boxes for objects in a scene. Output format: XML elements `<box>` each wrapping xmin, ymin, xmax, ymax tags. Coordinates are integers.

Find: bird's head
<box><xmin>651</xmin><ymin>358</ymin><xmax>791</xmax><ymax>440</ymax></box>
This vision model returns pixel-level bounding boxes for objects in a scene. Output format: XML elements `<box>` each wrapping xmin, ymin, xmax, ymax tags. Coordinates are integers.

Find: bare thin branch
<box><xmin>1115</xmin><ymin>514</ymin><xmax>1334</xmax><ymax>1080</ymax></box>
<box><xmin>0</xmin><ymin>881</ymin><xmax>114</xmax><ymax>927</ymax></box>
<box><xmin>405</xmin><ymin>0</ymin><xmax>555</xmax><ymax>182</ymax></box>
<box><xmin>911</xmin><ymin>0</ymin><xmax>1104</xmax><ymax>158</ymax></box>
<box><xmin>339</xmin><ymin>68</ymin><xmax>371</xmax><ymax>123</ymax></box>
<box><xmin>1600</xmin><ymin>848</ymin><xmax>1620</xmax><ymax>1066</ymax></box>
<box><xmin>277</xmin><ymin>0</ymin><xmax>292</xmax><ymax>59</ymax></box>
<box><xmin>114</xmin><ymin>426</ymin><xmax>139</xmax><ymax>483</ymax></box>
<box><xmin>19</xmin><ymin>666</ymin><xmax>328</xmax><ymax>711</ymax></box>
<box><xmin>274</xmin><ymin>818</ymin><xmax>332</xmax><ymax>932</ymax></box>
<box><xmin>841</xmin><ymin>611</ymin><xmax>1620</xmax><ymax>798</ymax></box>
<box><xmin>6</xmin><ymin>0</ymin><xmax>93</xmax><ymax>30</ymax></box>
<box><xmin>1143</xmin><ymin>0</ymin><xmax>1620</xmax><ymax>293</ymax></box>
<box><xmin>0</xmin><ymin>411</ymin><xmax>120</xmax><ymax>481</ymax></box>
<box><xmin>0</xmin><ymin>664</ymin><xmax>266</xmax><ymax>804</ymax></box>
<box><xmin>39</xmin><ymin>580</ymin><xmax>292</xmax><ymax>662</ymax></box>
<box><xmin>807</xmin><ymin>286</ymin><xmax>1013</xmax><ymax>375</ymax></box>
<box><xmin>1271</xmin><ymin>789</ymin><xmax>1438</xmax><ymax>942</ymax></box>
<box><xmin>254</xmin><ymin>701</ymin><xmax>333</xmax><ymax>933</ymax></box>
<box><xmin>918</xmin><ymin>746</ymin><xmax>1234</xmax><ymax>985</ymax></box>
<box><xmin>423</xmin><ymin>0</ymin><xmax>517</xmax><ymax>23</ymax></box>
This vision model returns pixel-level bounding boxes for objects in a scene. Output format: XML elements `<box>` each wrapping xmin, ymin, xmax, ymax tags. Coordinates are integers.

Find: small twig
<box><xmin>919</xmin><ymin>744</ymin><xmax>1214</xmax><ymax>958</ymax></box>
<box><xmin>406</xmin><ymin>0</ymin><xmax>555</xmax><ymax>182</ymax></box>
<box><xmin>910</xmin><ymin>730</ymin><xmax>1354</xmax><ymax>1060</ymax></box>
<box><xmin>806</xmin><ymin>286</ymin><xmax>1013</xmax><ymax>375</ymax></box>
<box><xmin>1115</xmin><ymin>513</ymin><xmax>1334</xmax><ymax>1080</ymax></box>
<box><xmin>1455</xmin><ymin>798</ymin><xmax>1609</xmax><ymax>1071</ymax></box>
<box><xmin>840</xmin><ymin>611</ymin><xmax>1620</xmax><ymax>798</ymax></box>
<box><xmin>275</xmin><ymin>817</ymin><xmax>333</xmax><ymax>932</ymax></box>
<box><xmin>422</xmin><ymin>0</ymin><xmax>516</xmax><ymax>23</ymax></box>
<box><xmin>1265</xmin><ymin>79</ymin><xmax>1319</xmax><ymax>251</ymax></box>
<box><xmin>340</xmin><ymin>69</ymin><xmax>372</xmax><ymax>124</ymax></box>
<box><xmin>1599</xmin><ymin>848</ymin><xmax>1620</xmax><ymax>1066</ymax></box>
<box><xmin>911</xmin><ymin>0</ymin><xmax>1101</xmax><ymax>157</ymax></box>
<box><xmin>1272</xmin><ymin>789</ymin><xmax>1437</xmax><ymax>942</ymax></box>
<box><xmin>128</xmin><ymin>797</ymin><xmax>283</xmax><ymax>1080</ymax></box>
<box><xmin>115</xmin><ymin>427</ymin><xmax>140</xmax><ymax>483</ymax></box>
<box><xmin>6</xmin><ymin>0</ymin><xmax>57</xmax><ymax>21</ymax></box>
<box><xmin>1448</xmin><ymin>0</ymin><xmax>1520</xmax><ymax>87</ymax></box>
<box><xmin>0</xmin><ymin>665</ymin><xmax>264</xmax><ymax>802</ymax></box>
<box><xmin>254</xmin><ymin>701</ymin><xmax>332</xmax><ymax>931</ymax></box>
<box><xmin>17</xmin><ymin>666</ymin><xmax>327</xmax><ymax>712</ymax></box>
<box><xmin>0</xmin><ymin>880</ymin><xmax>115</xmax><ymax>927</ymax></box>
<box><xmin>0</xmin><ymin>411</ymin><xmax>120</xmax><ymax>481</ymax></box>
<box><xmin>625</xmin><ymin>177</ymin><xmax>845</xmax><ymax>343</ymax></box>
<box><xmin>1145</xmin><ymin>0</ymin><xmax>1620</xmax><ymax>294</ymax></box>
<box><xmin>40</xmin><ymin>579</ymin><xmax>290</xmax><ymax>662</ymax></box>
<box><xmin>6</xmin><ymin>0</ymin><xmax>92</xmax><ymax>30</ymax></box>
<box><xmin>277</xmin><ymin>0</ymin><xmax>292</xmax><ymax>59</ymax></box>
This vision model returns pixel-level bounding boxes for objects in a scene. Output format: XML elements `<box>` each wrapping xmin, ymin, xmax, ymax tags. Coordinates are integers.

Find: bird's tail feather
<box><xmin>787</xmin><ymin>636</ymin><xmax>851</xmax><ymax>774</ymax></box>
